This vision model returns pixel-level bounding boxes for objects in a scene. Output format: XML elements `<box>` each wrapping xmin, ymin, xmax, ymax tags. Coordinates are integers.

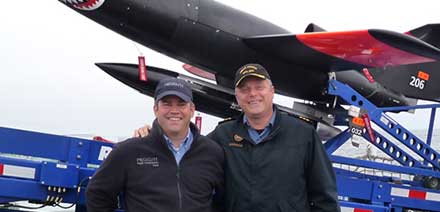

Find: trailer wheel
<box><xmin>412</xmin><ymin>175</ymin><xmax>423</xmax><ymax>182</ymax></box>
<box><xmin>423</xmin><ymin>176</ymin><xmax>439</xmax><ymax>189</ymax></box>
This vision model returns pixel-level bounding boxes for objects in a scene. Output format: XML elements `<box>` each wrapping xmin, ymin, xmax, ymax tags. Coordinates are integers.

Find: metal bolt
<box><xmin>42</xmin><ymin>181</ymin><xmax>45</xmax><ymax>184</ymax></box>
<box><xmin>379</xmin><ymin>184</ymin><xmax>383</xmax><ymax>188</ymax></box>
<box><xmin>78</xmin><ymin>141</ymin><xmax>83</xmax><ymax>146</ymax></box>
<box><xmin>377</xmin><ymin>195</ymin><xmax>381</xmax><ymax>199</ymax></box>
<box><xmin>76</xmin><ymin>155</ymin><xmax>82</xmax><ymax>160</ymax></box>
<box><xmin>195</xmin><ymin>6</ymin><xmax>199</xmax><ymax>10</ymax></box>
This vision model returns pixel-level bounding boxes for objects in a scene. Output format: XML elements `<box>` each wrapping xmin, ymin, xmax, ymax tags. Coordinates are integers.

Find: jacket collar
<box><xmin>233</xmin><ymin>105</ymin><xmax>282</xmax><ymax>143</ymax></box>
<box><xmin>149</xmin><ymin>119</ymin><xmax>200</xmax><ymax>149</ymax></box>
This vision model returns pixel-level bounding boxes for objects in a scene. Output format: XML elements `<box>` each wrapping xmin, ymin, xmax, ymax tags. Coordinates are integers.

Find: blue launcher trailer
<box><xmin>0</xmin><ymin>79</ymin><xmax>439</xmax><ymax>211</ymax></box>
<box><xmin>327</xmin><ymin>79</ymin><xmax>440</xmax><ymax>212</ymax></box>
<box><xmin>0</xmin><ymin>126</ymin><xmax>115</xmax><ymax>211</ymax></box>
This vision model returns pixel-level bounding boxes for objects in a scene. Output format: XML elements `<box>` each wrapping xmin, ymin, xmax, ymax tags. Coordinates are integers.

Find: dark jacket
<box><xmin>208</xmin><ymin>107</ymin><xmax>340</xmax><ymax>212</ymax></box>
<box><xmin>86</xmin><ymin>120</ymin><xmax>225</xmax><ymax>212</ymax></box>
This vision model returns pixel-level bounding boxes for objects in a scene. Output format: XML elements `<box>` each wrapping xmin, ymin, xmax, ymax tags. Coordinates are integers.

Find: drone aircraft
<box><xmin>59</xmin><ymin>0</ymin><xmax>440</xmax><ymax>130</ymax></box>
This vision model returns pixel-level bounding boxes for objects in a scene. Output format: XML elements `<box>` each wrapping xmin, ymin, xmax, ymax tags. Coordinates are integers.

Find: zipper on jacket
<box><xmin>176</xmin><ymin>166</ymin><xmax>183</xmax><ymax>210</ymax></box>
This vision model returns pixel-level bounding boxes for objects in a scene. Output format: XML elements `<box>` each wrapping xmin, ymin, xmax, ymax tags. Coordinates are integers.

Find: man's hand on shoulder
<box><xmin>132</xmin><ymin>124</ymin><xmax>151</xmax><ymax>138</ymax></box>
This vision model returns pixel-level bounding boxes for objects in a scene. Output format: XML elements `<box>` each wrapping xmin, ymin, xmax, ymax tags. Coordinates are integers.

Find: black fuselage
<box><xmin>64</xmin><ymin>0</ymin><xmax>330</xmax><ymax>100</ymax></box>
<box><xmin>62</xmin><ymin>0</ymin><xmax>416</xmax><ymax>107</ymax></box>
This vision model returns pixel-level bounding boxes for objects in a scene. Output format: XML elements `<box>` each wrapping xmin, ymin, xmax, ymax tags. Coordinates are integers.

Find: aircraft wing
<box><xmin>244</xmin><ymin>29</ymin><xmax>440</xmax><ymax>102</ymax></box>
<box><xmin>244</xmin><ymin>29</ymin><xmax>440</xmax><ymax>71</ymax></box>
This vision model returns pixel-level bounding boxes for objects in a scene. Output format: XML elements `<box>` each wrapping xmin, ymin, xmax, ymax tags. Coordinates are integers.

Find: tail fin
<box><xmin>368</xmin><ymin>61</ymin><xmax>440</xmax><ymax>103</ymax></box>
<box><xmin>304</xmin><ymin>23</ymin><xmax>326</xmax><ymax>33</ymax></box>
<box><xmin>407</xmin><ymin>24</ymin><xmax>440</xmax><ymax>49</ymax></box>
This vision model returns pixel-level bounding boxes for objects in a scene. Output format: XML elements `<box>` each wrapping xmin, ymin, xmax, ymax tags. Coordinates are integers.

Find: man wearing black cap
<box><xmin>86</xmin><ymin>78</ymin><xmax>224</xmax><ymax>212</ymax></box>
<box><xmin>207</xmin><ymin>63</ymin><xmax>339</xmax><ymax>212</ymax></box>
<box><xmin>134</xmin><ymin>64</ymin><xmax>340</xmax><ymax>212</ymax></box>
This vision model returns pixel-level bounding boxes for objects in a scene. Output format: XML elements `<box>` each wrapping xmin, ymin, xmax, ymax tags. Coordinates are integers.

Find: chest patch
<box><xmin>136</xmin><ymin>157</ymin><xmax>159</xmax><ymax>167</ymax></box>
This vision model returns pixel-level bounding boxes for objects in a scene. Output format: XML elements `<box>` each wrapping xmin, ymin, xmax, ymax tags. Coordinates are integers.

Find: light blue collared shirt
<box><xmin>243</xmin><ymin>111</ymin><xmax>276</xmax><ymax>144</ymax></box>
<box><xmin>164</xmin><ymin>129</ymin><xmax>193</xmax><ymax>165</ymax></box>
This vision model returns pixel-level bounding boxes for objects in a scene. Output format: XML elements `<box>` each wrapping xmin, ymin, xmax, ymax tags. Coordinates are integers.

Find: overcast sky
<box><xmin>1</xmin><ymin>0</ymin><xmax>440</xmax><ymax>140</ymax></box>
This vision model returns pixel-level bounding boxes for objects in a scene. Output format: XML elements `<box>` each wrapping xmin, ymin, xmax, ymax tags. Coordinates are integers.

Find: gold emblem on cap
<box><xmin>239</xmin><ymin>65</ymin><xmax>257</xmax><ymax>74</ymax></box>
<box><xmin>235</xmin><ymin>73</ymin><xmax>267</xmax><ymax>87</ymax></box>
<box><xmin>241</xmin><ymin>69</ymin><xmax>256</xmax><ymax>75</ymax></box>
<box><xmin>233</xmin><ymin>134</ymin><xmax>243</xmax><ymax>142</ymax></box>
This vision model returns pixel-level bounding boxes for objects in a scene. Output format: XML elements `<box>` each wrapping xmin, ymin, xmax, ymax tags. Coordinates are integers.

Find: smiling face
<box><xmin>235</xmin><ymin>77</ymin><xmax>274</xmax><ymax>120</ymax></box>
<box><xmin>154</xmin><ymin>95</ymin><xmax>195</xmax><ymax>138</ymax></box>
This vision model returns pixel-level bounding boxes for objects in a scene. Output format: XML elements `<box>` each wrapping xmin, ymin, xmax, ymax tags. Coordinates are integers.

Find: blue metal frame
<box><xmin>328</xmin><ymin>80</ymin><xmax>440</xmax><ymax>170</ymax></box>
<box><xmin>339</xmin><ymin>201</ymin><xmax>389</xmax><ymax>212</ymax></box>
<box><xmin>0</xmin><ymin>127</ymin><xmax>114</xmax><ymax>211</ymax></box>
<box><xmin>324</xmin><ymin>129</ymin><xmax>351</xmax><ymax>154</ymax></box>
<box><xmin>327</xmin><ymin>79</ymin><xmax>440</xmax><ymax>211</ymax></box>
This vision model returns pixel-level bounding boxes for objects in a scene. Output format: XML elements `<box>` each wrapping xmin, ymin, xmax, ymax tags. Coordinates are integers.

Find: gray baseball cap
<box><xmin>154</xmin><ymin>78</ymin><xmax>193</xmax><ymax>102</ymax></box>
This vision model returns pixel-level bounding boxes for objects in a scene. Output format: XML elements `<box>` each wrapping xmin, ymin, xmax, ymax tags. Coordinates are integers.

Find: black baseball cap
<box><xmin>234</xmin><ymin>63</ymin><xmax>271</xmax><ymax>87</ymax></box>
<box><xmin>154</xmin><ymin>78</ymin><xmax>193</xmax><ymax>102</ymax></box>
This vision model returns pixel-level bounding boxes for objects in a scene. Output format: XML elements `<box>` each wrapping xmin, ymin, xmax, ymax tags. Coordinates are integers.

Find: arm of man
<box><xmin>206</xmin><ymin>128</ymin><xmax>225</xmax><ymax>211</ymax></box>
<box><xmin>86</xmin><ymin>144</ymin><xmax>126</xmax><ymax>212</ymax></box>
<box><xmin>213</xmin><ymin>147</ymin><xmax>225</xmax><ymax>212</ymax></box>
<box><xmin>306</xmin><ymin>129</ymin><xmax>341</xmax><ymax>212</ymax></box>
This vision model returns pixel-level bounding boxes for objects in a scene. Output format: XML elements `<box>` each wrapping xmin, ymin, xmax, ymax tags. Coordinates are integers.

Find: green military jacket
<box><xmin>208</xmin><ymin>107</ymin><xmax>340</xmax><ymax>212</ymax></box>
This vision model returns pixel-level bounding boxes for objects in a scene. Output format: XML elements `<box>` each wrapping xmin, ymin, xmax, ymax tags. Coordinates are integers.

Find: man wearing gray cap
<box><xmin>86</xmin><ymin>78</ymin><xmax>224</xmax><ymax>212</ymax></box>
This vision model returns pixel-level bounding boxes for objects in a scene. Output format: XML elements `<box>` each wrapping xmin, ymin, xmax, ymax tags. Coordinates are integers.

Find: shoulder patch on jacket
<box><xmin>218</xmin><ymin>117</ymin><xmax>235</xmax><ymax>125</ymax></box>
<box><xmin>285</xmin><ymin>112</ymin><xmax>314</xmax><ymax>125</ymax></box>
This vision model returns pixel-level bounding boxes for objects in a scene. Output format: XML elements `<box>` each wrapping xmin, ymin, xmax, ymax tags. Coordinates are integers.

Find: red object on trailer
<box><xmin>195</xmin><ymin>113</ymin><xmax>202</xmax><ymax>131</ymax></box>
<box><xmin>361</xmin><ymin>114</ymin><xmax>376</xmax><ymax>143</ymax></box>
<box><xmin>93</xmin><ymin>136</ymin><xmax>113</xmax><ymax>143</ymax></box>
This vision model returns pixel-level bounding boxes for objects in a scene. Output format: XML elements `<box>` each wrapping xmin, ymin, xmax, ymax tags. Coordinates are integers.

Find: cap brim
<box><xmin>235</xmin><ymin>73</ymin><xmax>267</xmax><ymax>87</ymax></box>
<box><xmin>156</xmin><ymin>90</ymin><xmax>192</xmax><ymax>102</ymax></box>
